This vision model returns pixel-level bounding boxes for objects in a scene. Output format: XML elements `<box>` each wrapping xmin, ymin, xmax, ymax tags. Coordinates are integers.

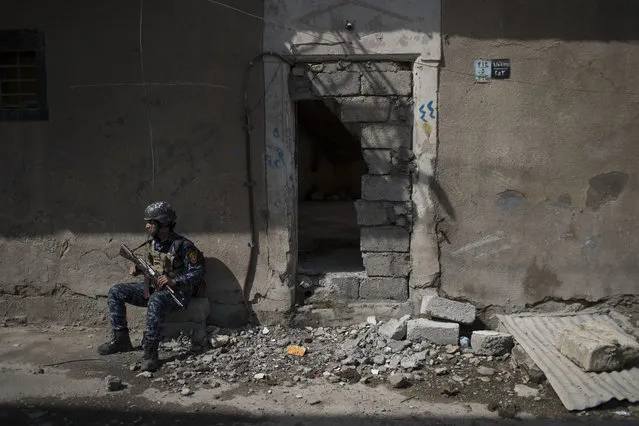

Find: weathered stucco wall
<box><xmin>0</xmin><ymin>0</ymin><xmax>266</xmax><ymax>326</ymax></box>
<box><xmin>438</xmin><ymin>0</ymin><xmax>639</xmax><ymax>309</ymax></box>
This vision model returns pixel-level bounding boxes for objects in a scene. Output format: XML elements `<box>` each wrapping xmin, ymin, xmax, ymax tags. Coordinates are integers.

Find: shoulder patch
<box><xmin>188</xmin><ymin>251</ymin><xmax>198</xmax><ymax>264</ymax></box>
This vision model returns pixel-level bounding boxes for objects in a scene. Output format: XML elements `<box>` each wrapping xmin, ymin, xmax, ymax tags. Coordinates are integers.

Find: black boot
<box><xmin>141</xmin><ymin>340</ymin><xmax>160</xmax><ymax>372</ymax></box>
<box><xmin>97</xmin><ymin>329</ymin><xmax>133</xmax><ymax>355</ymax></box>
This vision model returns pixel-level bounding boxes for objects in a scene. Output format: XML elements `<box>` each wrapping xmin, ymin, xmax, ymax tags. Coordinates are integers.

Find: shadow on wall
<box><xmin>202</xmin><ymin>257</ymin><xmax>254</xmax><ymax>328</ymax></box>
<box><xmin>442</xmin><ymin>0</ymin><xmax>639</xmax><ymax>41</ymax></box>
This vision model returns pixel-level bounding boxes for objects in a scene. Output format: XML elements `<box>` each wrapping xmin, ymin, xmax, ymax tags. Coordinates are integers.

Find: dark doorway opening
<box><xmin>296</xmin><ymin>99</ymin><xmax>367</xmax><ymax>275</ymax></box>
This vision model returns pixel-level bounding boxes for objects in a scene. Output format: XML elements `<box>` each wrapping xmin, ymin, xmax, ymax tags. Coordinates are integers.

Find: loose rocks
<box><xmin>471</xmin><ymin>331</ymin><xmax>514</xmax><ymax>356</ymax></box>
<box><xmin>105</xmin><ymin>375</ymin><xmax>124</xmax><ymax>392</ymax></box>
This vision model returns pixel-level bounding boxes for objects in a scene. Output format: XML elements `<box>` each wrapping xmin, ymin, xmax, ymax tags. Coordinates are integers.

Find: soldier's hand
<box><xmin>157</xmin><ymin>275</ymin><xmax>175</xmax><ymax>288</ymax></box>
<box><xmin>129</xmin><ymin>264</ymin><xmax>139</xmax><ymax>276</ymax></box>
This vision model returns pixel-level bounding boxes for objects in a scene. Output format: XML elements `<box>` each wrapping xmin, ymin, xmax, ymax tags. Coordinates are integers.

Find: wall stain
<box><xmin>522</xmin><ymin>260</ymin><xmax>562</xmax><ymax>301</ymax></box>
<box><xmin>586</xmin><ymin>171</ymin><xmax>628</xmax><ymax>211</ymax></box>
<box><xmin>496</xmin><ymin>190</ymin><xmax>525</xmax><ymax>211</ymax></box>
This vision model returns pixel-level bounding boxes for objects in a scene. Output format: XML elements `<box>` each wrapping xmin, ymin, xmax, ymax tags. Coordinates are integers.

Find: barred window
<box><xmin>0</xmin><ymin>30</ymin><xmax>48</xmax><ymax>121</ymax></box>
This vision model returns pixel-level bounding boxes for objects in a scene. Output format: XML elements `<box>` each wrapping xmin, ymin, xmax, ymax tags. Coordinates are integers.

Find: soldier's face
<box><xmin>146</xmin><ymin>220</ymin><xmax>159</xmax><ymax>236</ymax></box>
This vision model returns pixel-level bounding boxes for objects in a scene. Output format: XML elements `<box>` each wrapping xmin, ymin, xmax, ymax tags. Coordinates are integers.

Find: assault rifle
<box><xmin>119</xmin><ymin>243</ymin><xmax>185</xmax><ymax>309</ymax></box>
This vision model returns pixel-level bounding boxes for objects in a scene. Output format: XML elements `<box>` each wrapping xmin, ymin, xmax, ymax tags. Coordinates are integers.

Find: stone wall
<box><xmin>291</xmin><ymin>61</ymin><xmax>414</xmax><ymax>301</ymax></box>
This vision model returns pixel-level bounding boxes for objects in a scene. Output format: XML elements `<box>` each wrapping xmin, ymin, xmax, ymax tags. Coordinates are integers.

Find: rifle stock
<box><xmin>119</xmin><ymin>244</ymin><xmax>185</xmax><ymax>309</ymax></box>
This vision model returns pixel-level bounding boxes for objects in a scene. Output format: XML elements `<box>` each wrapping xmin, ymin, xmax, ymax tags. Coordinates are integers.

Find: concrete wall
<box><xmin>438</xmin><ymin>0</ymin><xmax>639</xmax><ymax>309</ymax></box>
<box><xmin>0</xmin><ymin>0</ymin><xmax>266</xmax><ymax>326</ymax></box>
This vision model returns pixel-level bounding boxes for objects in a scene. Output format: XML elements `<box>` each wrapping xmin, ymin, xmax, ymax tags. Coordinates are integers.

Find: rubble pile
<box><xmin>147</xmin><ymin>301</ymin><xmax>529</xmax><ymax>394</ymax></box>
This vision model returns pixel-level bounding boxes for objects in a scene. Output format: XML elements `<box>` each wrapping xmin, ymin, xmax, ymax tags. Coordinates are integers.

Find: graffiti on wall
<box><xmin>419</xmin><ymin>100</ymin><xmax>436</xmax><ymax>136</ymax></box>
<box><xmin>266</xmin><ymin>145</ymin><xmax>285</xmax><ymax>169</ymax></box>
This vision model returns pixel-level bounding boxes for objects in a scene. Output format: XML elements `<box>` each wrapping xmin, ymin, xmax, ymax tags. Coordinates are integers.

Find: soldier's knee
<box><xmin>147</xmin><ymin>293</ymin><xmax>168</xmax><ymax>313</ymax></box>
<box><xmin>107</xmin><ymin>285</ymin><xmax>121</xmax><ymax>300</ymax></box>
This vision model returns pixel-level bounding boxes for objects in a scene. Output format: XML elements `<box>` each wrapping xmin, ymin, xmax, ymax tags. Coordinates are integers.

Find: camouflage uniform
<box><xmin>107</xmin><ymin>233</ymin><xmax>205</xmax><ymax>345</ymax></box>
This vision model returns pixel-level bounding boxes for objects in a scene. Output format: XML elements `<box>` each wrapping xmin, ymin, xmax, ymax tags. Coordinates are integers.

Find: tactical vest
<box><xmin>146</xmin><ymin>239</ymin><xmax>182</xmax><ymax>279</ymax></box>
<box><xmin>145</xmin><ymin>237</ymin><xmax>206</xmax><ymax>297</ymax></box>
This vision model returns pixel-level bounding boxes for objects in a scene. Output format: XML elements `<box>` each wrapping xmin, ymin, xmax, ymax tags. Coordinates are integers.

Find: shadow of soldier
<box><xmin>162</xmin><ymin>257</ymin><xmax>254</xmax><ymax>342</ymax></box>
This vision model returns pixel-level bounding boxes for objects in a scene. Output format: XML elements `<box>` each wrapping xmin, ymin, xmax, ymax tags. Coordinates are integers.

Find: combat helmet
<box><xmin>144</xmin><ymin>201</ymin><xmax>177</xmax><ymax>225</ymax></box>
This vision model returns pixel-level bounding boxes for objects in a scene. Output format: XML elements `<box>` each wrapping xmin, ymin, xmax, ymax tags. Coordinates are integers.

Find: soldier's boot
<box><xmin>97</xmin><ymin>329</ymin><xmax>134</xmax><ymax>355</ymax></box>
<box><xmin>141</xmin><ymin>340</ymin><xmax>160</xmax><ymax>372</ymax></box>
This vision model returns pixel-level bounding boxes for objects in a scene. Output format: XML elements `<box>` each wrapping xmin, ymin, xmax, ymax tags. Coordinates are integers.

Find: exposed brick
<box><xmin>362</xmin><ymin>175</ymin><xmax>411</xmax><ymax>201</ymax></box>
<box><xmin>312</xmin><ymin>72</ymin><xmax>360</xmax><ymax>97</ymax></box>
<box><xmin>338</xmin><ymin>97</ymin><xmax>390</xmax><ymax>122</ymax></box>
<box><xmin>363</xmin><ymin>253</ymin><xmax>411</xmax><ymax>277</ymax></box>
<box><xmin>354</xmin><ymin>200</ymin><xmax>391</xmax><ymax>226</ymax></box>
<box><xmin>361</xmin><ymin>124</ymin><xmax>412</xmax><ymax>149</ymax></box>
<box><xmin>359</xmin><ymin>277</ymin><xmax>408</xmax><ymax>301</ymax></box>
<box><xmin>312</xmin><ymin>272</ymin><xmax>362</xmax><ymax>300</ymax></box>
<box><xmin>354</xmin><ymin>62</ymin><xmax>403</xmax><ymax>72</ymax></box>
<box><xmin>389</xmin><ymin>97</ymin><xmax>414</xmax><ymax>123</ymax></box>
<box><xmin>362</xmin><ymin>149</ymin><xmax>392</xmax><ymax>175</ymax></box>
<box><xmin>361</xmin><ymin>71</ymin><xmax>412</xmax><ymax>96</ymax></box>
<box><xmin>361</xmin><ymin>226</ymin><xmax>410</xmax><ymax>252</ymax></box>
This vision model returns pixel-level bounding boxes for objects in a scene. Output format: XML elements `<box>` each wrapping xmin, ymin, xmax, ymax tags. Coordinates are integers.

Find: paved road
<box><xmin>0</xmin><ymin>326</ymin><xmax>636</xmax><ymax>426</ymax></box>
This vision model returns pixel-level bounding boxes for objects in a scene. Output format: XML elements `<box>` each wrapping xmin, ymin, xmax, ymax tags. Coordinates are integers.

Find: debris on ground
<box><xmin>105</xmin><ymin>375</ymin><xmax>124</xmax><ymax>392</ymax></box>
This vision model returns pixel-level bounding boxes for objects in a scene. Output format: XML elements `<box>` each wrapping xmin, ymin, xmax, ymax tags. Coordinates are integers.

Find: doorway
<box><xmin>296</xmin><ymin>99</ymin><xmax>367</xmax><ymax>275</ymax></box>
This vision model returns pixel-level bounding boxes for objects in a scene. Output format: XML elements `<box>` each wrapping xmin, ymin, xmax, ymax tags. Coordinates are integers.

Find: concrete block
<box><xmin>555</xmin><ymin>321</ymin><xmax>639</xmax><ymax>372</ymax></box>
<box><xmin>361</xmin><ymin>71</ymin><xmax>412</xmax><ymax>96</ymax></box>
<box><xmin>389</xmin><ymin>97</ymin><xmax>413</xmax><ymax>123</ymax></box>
<box><xmin>338</xmin><ymin>97</ymin><xmax>390</xmax><ymax>122</ymax></box>
<box><xmin>354</xmin><ymin>200</ymin><xmax>390</xmax><ymax>226</ymax></box>
<box><xmin>361</xmin><ymin>226</ymin><xmax>410</xmax><ymax>252</ymax></box>
<box><xmin>362</xmin><ymin>149</ymin><xmax>392</xmax><ymax>175</ymax></box>
<box><xmin>361</xmin><ymin>124</ymin><xmax>412</xmax><ymax>149</ymax></box>
<box><xmin>314</xmin><ymin>272</ymin><xmax>362</xmax><ymax>300</ymax></box>
<box><xmin>312</xmin><ymin>72</ymin><xmax>360</xmax><ymax>96</ymax></box>
<box><xmin>471</xmin><ymin>330</ymin><xmax>514</xmax><ymax>356</ymax></box>
<box><xmin>406</xmin><ymin>318</ymin><xmax>459</xmax><ymax>345</ymax></box>
<box><xmin>378</xmin><ymin>318</ymin><xmax>407</xmax><ymax>340</ymax></box>
<box><xmin>363</xmin><ymin>253</ymin><xmax>411</xmax><ymax>277</ymax></box>
<box><xmin>359</xmin><ymin>277</ymin><xmax>408</xmax><ymax>301</ymax></box>
<box><xmin>420</xmin><ymin>296</ymin><xmax>476</xmax><ymax>325</ymax></box>
<box><xmin>166</xmin><ymin>297</ymin><xmax>210</xmax><ymax>323</ymax></box>
<box><xmin>362</xmin><ymin>175</ymin><xmax>411</xmax><ymax>201</ymax></box>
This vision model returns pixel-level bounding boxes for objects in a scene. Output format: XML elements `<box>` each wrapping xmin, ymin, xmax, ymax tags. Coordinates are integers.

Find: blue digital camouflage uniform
<box><xmin>107</xmin><ymin>233</ymin><xmax>205</xmax><ymax>345</ymax></box>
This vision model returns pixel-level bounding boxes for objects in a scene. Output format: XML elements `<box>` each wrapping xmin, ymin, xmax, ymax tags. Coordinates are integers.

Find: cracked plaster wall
<box><xmin>437</xmin><ymin>0</ymin><xmax>639</xmax><ymax>308</ymax></box>
<box><xmin>0</xmin><ymin>0</ymin><xmax>266</xmax><ymax>327</ymax></box>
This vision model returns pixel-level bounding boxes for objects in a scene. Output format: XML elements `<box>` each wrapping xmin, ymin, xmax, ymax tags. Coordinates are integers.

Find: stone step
<box><xmin>290</xmin><ymin>301</ymin><xmax>413</xmax><ymax>327</ymax></box>
<box><xmin>299</xmin><ymin>272</ymin><xmax>409</xmax><ymax>304</ymax></box>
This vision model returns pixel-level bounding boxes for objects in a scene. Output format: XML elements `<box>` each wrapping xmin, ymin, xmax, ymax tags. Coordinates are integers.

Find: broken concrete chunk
<box><xmin>406</xmin><ymin>318</ymin><xmax>459</xmax><ymax>345</ymax></box>
<box><xmin>471</xmin><ymin>330</ymin><xmax>514</xmax><ymax>356</ymax></box>
<box><xmin>378</xmin><ymin>318</ymin><xmax>407</xmax><ymax>340</ymax></box>
<box><xmin>420</xmin><ymin>296</ymin><xmax>476</xmax><ymax>325</ymax></box>
<box><xmin>512</xmin><ymin>344</ymin><xmax>546</xmax><ymax>384</ymax></box>
<box><xmin>514</xmin><ymin>384</ymin><xmax>539</xmax><ymax>398</ymax></box>
<box><xmin>388</xmin><ymin>373</ymin><xmax>410</xmax><ymax>388</ymax></box>
<box><xmin>555</xmin><ymin>321</ymin><xmax>639</xmax><ymax>372</ymax></box>
<box><xmin>105</xmin><ymin>375</ymin><xmax>123</xmax><ymax>392</ymax></box>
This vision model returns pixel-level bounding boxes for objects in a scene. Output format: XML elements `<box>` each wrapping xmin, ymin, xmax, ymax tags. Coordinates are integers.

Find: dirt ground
<box><xmin>0</xmin><ymin>325</ymin><xmax>638</xmax><ymax>426</ymax></box>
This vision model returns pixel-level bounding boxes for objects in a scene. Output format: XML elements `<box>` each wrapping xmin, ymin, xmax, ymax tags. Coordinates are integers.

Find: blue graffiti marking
<box><xmin>266</xmin><ymin>145</ymin><xmax>284</xmax><ymax>169</ymax></box>
<box><xmin>273</xmin><ymin>127</ymin><xmax>280</xmax><ymax>138</ymax></box>
<box><xmin>418</xmin><ymin>104</ymin><xmax>427</xmax><ymax>122</ymax></box>
<box><xmin>427</xmin><ymin>101</ymin><xmax>436</xmax><ymax>119</ymax></box>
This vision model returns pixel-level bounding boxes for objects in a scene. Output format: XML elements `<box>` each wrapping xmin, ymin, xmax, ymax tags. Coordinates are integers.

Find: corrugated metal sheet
<box><xmin>497</xmin><ymin>313</ymin><xmax>639</xmax><ymax>411</ymax></box>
